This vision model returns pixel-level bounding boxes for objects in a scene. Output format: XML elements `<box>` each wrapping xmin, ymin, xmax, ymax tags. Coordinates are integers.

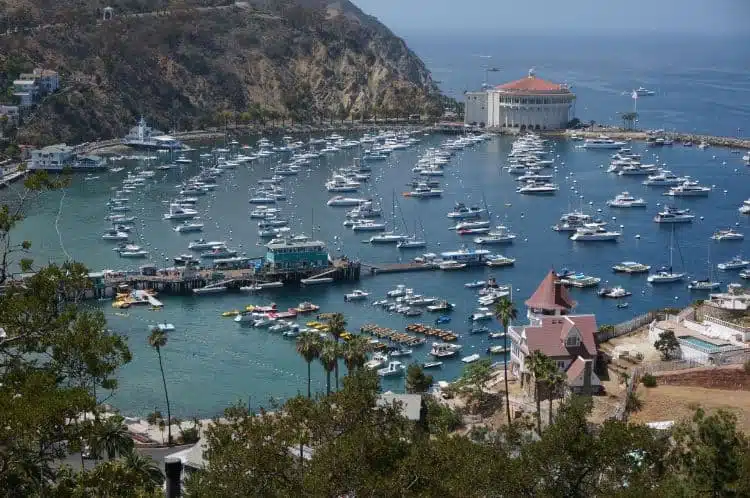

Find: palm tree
<box><xmin>148</xmin><ymin>327</ymin><xmax>172</xmax><ymax>446</ymax></box>
<box><xmin>546</xmin><ymin>370</ymin><xmax>566</xmax><ymax>425</ymax></box>
<box><xmin>342</xmin><ymin>334</ymin><xmax>369</xmax><ymax>372</ymax></box>
<box><xmin>93</xmin><ymin>415</ymin><xmax>134</xmax><ymax>460</ymax></box>
<box><xmin>123</xmin><ymin>449</ymin><xmax>164</xmax><ymax>492</ymax></box>
<box><xmin>318</xmin><ymin>340</ymin><xmax>338</xmax><ymax>395</ymax></box>
<box><xmin>526</xmin><ymin>351</ymin><xmax>554</xmax><ymax>435</ymax></box>
<box><xmin>296</xmin><ymin>331</ymin><xmax>322</xmax><ymax>399</ymax></box>
<box><xmin>326</xmin><ymin>313</ymin><xmax>346</xmax><ymax>390</ymax></box>
<box><xmin>493</xmin><ymin>297</ymin><xmax>517</xmax><ymax>426</ymax></box>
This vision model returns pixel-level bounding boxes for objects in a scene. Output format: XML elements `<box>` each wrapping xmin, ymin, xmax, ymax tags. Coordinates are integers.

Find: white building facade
<box><xmin>465</xmin><ymin>70</ymin><xmax>575</xmax><ymax>130</ymax></box>
<box><xmin>29</xmin><ymin>144</ymin><xmax>74</xmax><ymax>171</ymax></box>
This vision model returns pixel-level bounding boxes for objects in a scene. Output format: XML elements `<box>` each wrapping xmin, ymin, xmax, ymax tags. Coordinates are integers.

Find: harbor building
<box><xmin>29</xmin><ymin>144</ymin><xmax>75</xmax><ymax>170</ymax></box>
<box><xmin>508</xmin><ymin>271</ymin><xmax>601</xmax><ymax>394</ymax></box>
<box><xmin>123</xmin><ymin>117</ymin><xmax>183</xmax><ymax>150</ymax></box>
<box><xmin>264</xmin><ymin>237</ymin><xmax>330</xmax><ymax>272</ymax></box>
<box><xmin>464</xmin><ymin>69</ymin><xmax>576</xmax><ymax>130</ymax></box>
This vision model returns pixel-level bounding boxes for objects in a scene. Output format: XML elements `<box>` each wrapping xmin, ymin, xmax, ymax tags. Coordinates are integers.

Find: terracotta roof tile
<box><xmin>525</xmin><ymin>270</ymin><xmax>577</xmax><ymax>311</ymax></box>
<box><xmin>524</xmin><ymin>315</ymin><xmax>597</xmax><ymax>358</ymax></box>
<box><xmin>496</xmin><ymin>75</ymin><xmax>568</xmax><ymax>93</ymax></box>
<box><xmin>566</xmin><ymin>356</ymin><xmax>587</xmax><ymax>382</ymax></box>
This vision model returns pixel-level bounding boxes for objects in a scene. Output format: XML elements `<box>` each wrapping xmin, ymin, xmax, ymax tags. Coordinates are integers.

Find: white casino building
<box><xmin>465</xmin><ymin>69</ymin><xmax>575</xmax><ymax>130</ymax></box>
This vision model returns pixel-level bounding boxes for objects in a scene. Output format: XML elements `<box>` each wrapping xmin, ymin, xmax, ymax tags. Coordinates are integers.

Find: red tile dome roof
<box><xmin>496</xmin><ymin>71</ymin><xmax>570</xmax><ymax>94</ymax></box>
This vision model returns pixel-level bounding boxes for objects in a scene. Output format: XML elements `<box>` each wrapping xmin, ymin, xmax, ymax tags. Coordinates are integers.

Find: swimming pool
<box><xmin>679</xmin><ymin>336</ymin><xmax>731</xmax><ymax>352</ymax></box>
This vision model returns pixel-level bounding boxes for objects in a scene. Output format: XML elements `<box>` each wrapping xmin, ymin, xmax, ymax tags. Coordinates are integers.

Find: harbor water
<box><xmin>8</xmin><ymin>131</ymin><xmax>750</xmax><ymax>418</ymax></box>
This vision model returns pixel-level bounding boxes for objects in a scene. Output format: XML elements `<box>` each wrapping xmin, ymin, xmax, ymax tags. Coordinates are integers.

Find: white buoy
<box><xmin>700</xmin><ymin>216</ymin><xmax>704</xmax><ymax>220</ymax></box>
<box><xmin>635</xmin><ymin>234</ymin><xmax>641</xmax><ymax>239</ymax></box>
<box><xmin>589</xmin><ymin>201</ymin><xmax>594</xmax><ymax>205</ymax></box>
<box><xmin>597</xmin><ymin>208</ymin><xmax>602</xmax><ymax>212</ymax></box>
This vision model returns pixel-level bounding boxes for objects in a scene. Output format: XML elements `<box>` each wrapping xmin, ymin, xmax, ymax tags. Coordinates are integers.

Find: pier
<box><xmin>363</xmin><ymin>262</ymin><xmax>439</xmax><ymax>275</ymax></box>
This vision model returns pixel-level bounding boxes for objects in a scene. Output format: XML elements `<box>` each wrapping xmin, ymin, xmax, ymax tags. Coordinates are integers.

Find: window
<box><xmin>565</xmin><ymin>334</ymin><xmax>580</xmax><ymax>347</ymax></box>
<box><xmin>556</xmin><ymin>360</ymin><xmax>566</xmax><ymax>370</ymax></box>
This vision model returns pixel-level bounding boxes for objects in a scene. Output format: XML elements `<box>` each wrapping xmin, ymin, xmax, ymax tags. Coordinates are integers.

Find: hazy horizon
<box><xmin>352</xmin><ymin>0</ymin><xmax>749</xmax><ymax>37</ymax></box>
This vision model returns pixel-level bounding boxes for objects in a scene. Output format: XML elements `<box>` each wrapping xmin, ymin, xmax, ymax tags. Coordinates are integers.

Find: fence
<box><xmin>596</xmin><ymin>311</ymin><xmax>660</xmax><ymax>343</ymax></box>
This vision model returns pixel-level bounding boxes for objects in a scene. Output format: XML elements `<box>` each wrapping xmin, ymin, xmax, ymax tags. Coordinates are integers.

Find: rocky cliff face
<box><xmin>0</xmin><ymin>0</ymin><xmax>442</xmax><ymax>144</ymax></box>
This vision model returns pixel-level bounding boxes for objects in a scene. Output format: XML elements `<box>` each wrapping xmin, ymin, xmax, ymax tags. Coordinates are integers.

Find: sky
<box><xmin>351</xmin><ymin>0</ymin><xmax>749</xmax><ymax>36</ymax></box>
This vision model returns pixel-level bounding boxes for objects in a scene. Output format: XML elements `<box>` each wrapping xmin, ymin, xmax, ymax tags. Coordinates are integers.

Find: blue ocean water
<box><xmin>5</xmin><ymin>33</ymin><xmax>750</xmax><ymax>418</ymax></box>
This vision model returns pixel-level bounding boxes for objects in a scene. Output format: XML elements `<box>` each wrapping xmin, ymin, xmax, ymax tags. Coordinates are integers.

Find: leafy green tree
<box><xmin>405</xmin><ymin>363</ymin><xmax>433</xmax><ymax>394</ymax></box>
<box><xmin>147</xmin><ymin>327</ymin><xmax>172</xmax><ymax>445</ymax></box>
<box><xmin>91</xmin><ymin>414</ymin><xmax>134</xmax><ymax>460</ymax></box>
<box><xmin>295</xmin><ymin>331</ymin><xmax>322</xmax><ymax>398</ymax></box>
<box><xmin>325</xmin><ymin>313</ymin><xmax>346</xmax><ymax>390</ymax></box>
<box><xmin>545</xmin><ymin>369</ymin><xmax>566</xmax><ymax>425</ymax></box>
<box><xmin>670</xmin><ymin>408</ymin><xmax>750</xmax><ymax>497</ymax></box>
<box><xmin>526</xmin><ymin>351</ymin><xmax>555</xmax><ymax>434</ymax></box>
<box><xmin>452</xmin><ymin>359</ymin><xmax>502</xmax><ymax>417</ymax></box>
<box><xmin>318</xmin><ymin>340</ymin><xmax>338</xmax><ymax>395</ymax></box>
<box><xmin>423</xmin><ymin>397</ymin><xmax>462</xmax><ymax>435</ymax></box>
<box><xmin>654</xmin><ymin>330</ymin><xmax>681</xmax><ymax>360</ymax></box>
<box><xmin>494</xmin><ymin>296</ymin><xmax>517</xmax><ymax>426</ymax></box>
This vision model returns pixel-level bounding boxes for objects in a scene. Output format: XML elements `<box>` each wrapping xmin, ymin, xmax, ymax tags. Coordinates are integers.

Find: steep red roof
<box><xmin>524</xmin><ymin>315</ymin><xmax>597</xmax><ymax>359</ymax></box>
<box><xmin>565</xmin><ymin>356</ymin><xmax>587</xmax><ymax>383</ymax></box>
<box><xmin>525</xmin><ymin>270</ymin><xmax>577</xmax><ymax>311</ymax></box>
<box><xmin>496</xmin><ymin>75</ymin><xmax>567</xmax><ymax>93</ymax></box>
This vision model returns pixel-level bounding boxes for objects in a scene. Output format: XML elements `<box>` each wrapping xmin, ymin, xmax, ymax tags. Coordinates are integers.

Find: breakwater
<box><xmin>551</xmin><ymin>129</ymin><xmax>750</xmax><ymax>150</ymax></box>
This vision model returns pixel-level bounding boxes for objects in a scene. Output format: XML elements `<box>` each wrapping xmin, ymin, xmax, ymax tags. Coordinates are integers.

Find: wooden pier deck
<box><xmin>364</xmin><ymin>263</ymin><xmax>438</xmax><ymax>275</ymax></box>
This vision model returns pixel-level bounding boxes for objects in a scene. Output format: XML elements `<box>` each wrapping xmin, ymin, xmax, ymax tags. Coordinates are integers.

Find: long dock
<box><xmin>363</xmin><ymin>262</ymin><xmax>438</xmax><ymax>275</ymax></box>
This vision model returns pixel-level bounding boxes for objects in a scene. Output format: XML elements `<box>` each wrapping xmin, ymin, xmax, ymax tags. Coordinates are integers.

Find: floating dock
<box><xmin>363</xmin><ymin>262</ymin><xmax>438</xmax><ymax>275</ymax></box>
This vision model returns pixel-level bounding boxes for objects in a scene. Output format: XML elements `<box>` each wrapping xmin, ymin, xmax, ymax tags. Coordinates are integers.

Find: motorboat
<box><xmin>688</xmin><ymin>279</ymin><xmax>722</xmax><ymax>291</ymax></box>
<box><xmin>386</xmin><ymin>285</ymin><xmax>408</xmax><ymax>298</ymax></box>
<box><xmin>118</xmin><ymin>247</ymin><xmax>149</xmax><ymax>258</ymax></box>
<box><xmin>457</xmin><ymin>227</ymin><xmax>491</xmax><ymax>235</ymax></box>
<box><xmin>570</xmin><ymin>224</ymin><xmax>621</xmax><ymax>241</ymax></box>
<box><xmin>469</xmin><ymin>308</ymin><xmax>494</xmax><ymax>322</ymax></box>
<box><xmin>430</xmin><ymin>342</ymin><xmax>462</xmax><ymax>358</ymax></box>
<box><xmin>377</xmin><ymin>361</ymin><xmax>406</xmax><ymax>378</ymax></box>
<box><xmin>486</xmin><ymin>255</ymin><xmax>516</xmax><ymax>267</ymax></box>
<box><xmin>155</xmin><ymin>323</ymin><xmax>176</xmax><ymax>332</ymax></box>
<box><xmin>474</xmin><ymin>226</ymin><xmax>516</xmax><ymax>245</ymax></box>
<box><xmin>487</xmin><ymin>345</ymin><xmax>507</xmax><ymax>355</ymax></box>
<box><xmin>344</xmin><ymin>289</ymin><xmax>369</xmax><ymax>301</ymax></box>
<box><xmin>388</xmin><ymin>348</ymin><xmax>413</xmax><ymax>358</ymax></box>
<box><xmin>711</xmin><ymin>229</ymin><xmax>744</xmax><ymax>241</ymax></box>
<box><xmin>449</xmin><ymin>220</ymin><xmax>491</xmax><ymax>231</ymax></box>
<box><xmin>618</xmin><ymin>163</ymin><xmax>658</xmax><ymax>176</ymax></box>
<box><xmin>364</xmin><ymin>352</ymin><xmax>389</xmax><ymax>370</ymax></box>
<box><xmin>642</xmin><ymin>170</ymin><xmax>686</xmax><ymax>187</ymax></box>
<box><xmin>552</xmin><ymin>211</ymin><xmax>600</xmax><ymax>232</ymax></box>
<box><xmin>193</xmin><ymin>284</ymin><xmax>228</xmax><ymax>295</ymax></box>
<box><xmin>163</xmin><ymin>204</ymin><xmax>198</xmax><ymax>220</ymax></box>
<box><xmin>426</xmin><ymin>300</ymin><xmax>454</xmax><ymax>312</ymax></box>
<box><xmin>173</xmin><ymin>253</ymin><xmax>199</xmax><ymax>266</ymax></box>
<box><xmin>200</xmin><ymin>247</ymin><xmax>238</xmax><ymax>259</ymax></box>
<box><xmin>248</xmin><ymin>195</ymin><xmax>277</xmax><ymax>204</ymax></box>
<box><xmin>717</xmin><ymin>256</ymin><xmax>750</xmax><ymax>271</ymax></box>
<box><xmin>664</xmin><ymin>180</ymin><xmax>711</xmax><ymax>197</ymax></box>
<box><xmin>739</xmin><ymin>199</ymin><xmax>750</xmax><ymax>215</ymax></box>
<box><xmin>369</xmin><ymin>232</ymin><xmax>408</xmax><ymax>244</ymax></box>
<box><xmin>439</xmin><ymin>261</ymin><xmax>467</xmax><ymax>271</ymax></box>
<box><xmin>327</xmin><ymin>196</ymin><xmax>368</xmax><ymax>207</ymax></box>
<box><xmin>461</xmin><ymin>353</ymin><xmax>481</xmax><ymax>364</ymax></box>
<box><xmin>612</xmin><ymin>261</ymin><xmax>651</xmax><ymax>273</ymax></box>
<box><xmin>422</xmin><ymin>361</ymin><xmax>443</xmax><ymax>369</ymax></box>
<box><xmin>102</xmin><ymin>229</ymin><xmax>129</xmax><ymax>241</ymax></box>
<box><xmin>581</xmin><ymin>136</ymin><xmax>628</xmax><ymax>149</ymax></box>
<box><xmin>517</xmin><ymin>181</ymin><xmax>559</xmax><ymax>195</ymax></box>
<box><xmin>351</xmin><ymin>220</ymin><xmax>386</xmax><ymax>232</ymax></box>
<box><xmin>300</xmin><ymin>277</ymin><xmax>334</xmax><ymax>285</ymax></box>
<box><xmin>446</xmin><ymin>202</ymin><xmax>485</xmax><ymax>219</ymax></box>
<box><xmin>653</xmin><ymin>206</ymin><xmax>694</xmax><ymax>223</ymax></box>
<box><xmin>397</xmin><ymin>237</ymin><xmax>427</xmax><ymax>249</ymax></box>
<box><xmin>607</xmin><ymin>192</ymin><xmax>647</xmax><ymax>208</ymax></box>
<box><xmin>174</xmin><ymin>221</ymin><xmax>204</xmax><ymax>233</ymax></box>
<box><xmin>597</xmin><ymin>286</ymin><xmax>632</xmax><ymax>298</ymax></box>
<box><xmin>560</xmin><ymin>274</ymin><xmax>601</xmax><ymax>288</ymax></box>
<box><xmin>740</xmin><ymin>270</ymin><xmax>750</xmax><ymax>279</ymax></box>
<box><xmin>634</xmin><ymin>86</ymin><xmax>655</xmax><ymax>96</ymax></box>
<box><xmin>325</xmin><ymin>175</ymin><xmax>360</xmax><ymax>192</ymax></box>
<box><xmin>188</xmin><ymin>239</ymin><xmax>226</xmax><ymax>251</ymax></box>
<box><xmin>464</xmin><ymin>280</ymin><xmax>486</xmax><ymax>289</ymax></box>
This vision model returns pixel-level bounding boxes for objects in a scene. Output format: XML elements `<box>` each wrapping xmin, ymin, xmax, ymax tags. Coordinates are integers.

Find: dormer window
<box><xmin>565</xmin><ymin>334</ymin><xmax>580</xmax><ymax>347</ymax></box>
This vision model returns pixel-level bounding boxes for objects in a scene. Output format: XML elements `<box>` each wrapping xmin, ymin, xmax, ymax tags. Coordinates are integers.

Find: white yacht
<box><xmin>739</xmin><ymin>199</ymin><xmax>750</xmax><ymax>215</ymax></box>
<box><xmin>717</xmin><ymin>256</ymin><xmax>750</xmax><ymax>271</ymax></box>
<box><xmin>102</xmin><ymin>228</ymin><xmax>129</xmax><ymax>241</ymax></box>
<box><xmin>634</xmin><ymin>87</ymin><xmax>656</xmax><ymax>96</ymax></box>
<box><xmin>344</xmin><ymin>289</ymin><xmax>369</xmax><ymax>301</ymax></box>
<box><xmin>582</xmin><ymin>136</ymin><xmax>628</xmax><ymax>149</ymax></box>
<box><xmin>653</xmin><ymin>206</ymin><xmax>694</xmax><ymax>223</ymax></box>
<box><xmin>163</xmin><ymin>204</ymin><xmax>198</xmax><ymax>220</ymax></box>
<box><xmin>377</xmin><ymin>361</ymin><xmax>405</xmax><ymax>378</ymax></box>
<box><xmin>607</xmin><ymin>192</ymin><xmax>647</xmax><ymax>208</ymax></box>
<box><xmin>570</xmin><ymin>224</ymin><xmax>621</xmax><ymax>242</ymax></box>
<box><xmin>474</xmin><ymin>226</ymin><xmax>516</xmax><ymax>245</ymax></box>
<box><xmin>688</xmin><ymin>279</ymin><xmax>722</xmax><ymax>291</ymax></box>
<box><xmin>711</xmin><ymin>228</ymin><xmax>744</xmax><ymax>241</ymax></box>
<box><xmin>397</xmin><ymin>237</ymin><xmax>427</xmax><ymax>249</ymax></box>
<box><xmin>517</xmin><ymin>181</ymin><xmax>559</xmax><ymax>195</ymax></box>
<box><xmin>429</xmin><ymin>342</ymin><xmax>462</xmax><ymax>358</ymax></box>
<box><xmin>450</xmin><ymin>220</ymin><xmax>491</xmax><ymax>231</ymax></box>
<box><xmin>350</xmin><ymin>220</ymin><xmax>386</xmax><ymax>232</ymax></box>
<box><xmin>327</xmin><ymin>196</ymin><xmax>368</xmax><ymax>207</ymax></box>
<box><xmin>642</xmin><ymin>170</ymin><xmax>686</xmax><ymax>187</ymax></box>
<box><xmin>648</xmin><ymin>268</ymin><xmax>686</xmax><ymax>284</ymax></box>
<box><xmin>664</xmin><ymin>180</ymin><xmax>711</xmax><ymax>197</ymax></box>
<box><xmin>325</xmin><ymin>175</ymin><xmax>361</xmax><ymax>192</ymax></box>
<box><xmin>598</xmin><ymin>286</ymin><xmax>632</xmax><ymax>298</ymax></box>
<box><xmin>369</xmin><ymin>232</ymin><xmax>408</xmax><ymax>244</ymax></box>
<box><xmin>612</xmin><ymin>261</ymin><xmax>651</xmax><ymax>274</ymax></box>
<box><xmin>486</xmin><ymin>255</ymin><xmax>516</xmax><ymax>267</ymax></box>
<box><xmin>552</xmin><ymin>211</ymin><xmax>599</xmax><ymax>232</ymax></box>
<box><xmin>174</xmin><ymin>221</ymin><xmax>204</xmax><ymax>233</ymax></box>
<box><xmin>446</xmin><ymin>202</ymin><xmax>485</xmax><ymax>219</ymax></box>
<box><xmin>461</xmin><ymin>354</ymin><xmax>481</xmax><ymax>364</ymax></box>
<box><xmin>560</xmin><ymin>274</ymin><xmax>601</xmax><ymax>288</ymax></box>
<box><xmin>188</xmin><ymin>239</ymin><xmax>226</xmax><ymax>251</ymax></box>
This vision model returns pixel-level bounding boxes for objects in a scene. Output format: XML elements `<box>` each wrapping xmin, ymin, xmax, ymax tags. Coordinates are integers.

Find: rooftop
<box><xmin>524</xmin><ymin>315</ymin><xmax>597</xmax><ymax>358</ymax></box>
<box><xmin>34</xmin><ymin>144</ymin><xmax>73</xmax><ymax>153</ymax></box>
<box><xmin>525</xmin><ymin>270</ymin><xmax>577</xmax><ymax>311</ymax></box>
<box><xmin>495</xmin><ymin>70</ymin><xmax>570</xmax><ymax>94</ymax></box>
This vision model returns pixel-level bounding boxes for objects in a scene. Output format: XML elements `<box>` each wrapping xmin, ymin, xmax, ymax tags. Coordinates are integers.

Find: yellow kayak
<box><xmin>222</xmin><ymin>310</ymin><xmax>240</xmax><ymax>317</ymax></box>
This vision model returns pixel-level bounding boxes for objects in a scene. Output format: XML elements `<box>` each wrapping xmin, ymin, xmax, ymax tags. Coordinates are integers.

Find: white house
<box><xmin>464</xmin><ymin>91</ymin><xmax>488</xmax><ymax>126</ymax></box>
<box><xmin>12</xmin><ymin>79</ymin><xmax>37</xmax><ymax>108</ymax></box>
<box><xmin>29</xmin><ymin>144</ymin><xmax>75</xmax><ymax>171</ymax></box>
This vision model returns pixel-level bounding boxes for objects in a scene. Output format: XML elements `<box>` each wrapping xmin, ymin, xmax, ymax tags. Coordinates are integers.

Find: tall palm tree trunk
<box><xmin>157</xmin><ymin>348</ymin><xmax>172</xmax><ymax>446</ymax></box>
<box><xmin>334</xmin><ymin>362</ymin><xmax>339</xmax><ymax>391</ymax></box>
<box><xmin>535</xmin><ymin>381</ymin><xmax>542</xmax><ymax>435</ymax></box>
<box><xmin>548</xmin><ymin>389</ymin><xmax>553</xmax><ymax>426</ymax></box>
<box><xmin>326</xmin><ymin>371</ymin><xmax>331</xmax><ymax>395</ymax></box>
<box><xmin>503</xmin><ymin>328</ymin><xmax>511</xmax><ymax>426</ymax></box>
<box><xmin>306</xmin><ymin>361</ymin><xmax>312</xmax><ymax>399</ymax></box>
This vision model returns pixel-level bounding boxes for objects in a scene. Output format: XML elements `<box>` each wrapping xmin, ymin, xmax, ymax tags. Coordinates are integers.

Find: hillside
<box><xmin>0</xmin><ymin>0</ymin><xmax>443</xmax><ymax>145</ymax></box>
